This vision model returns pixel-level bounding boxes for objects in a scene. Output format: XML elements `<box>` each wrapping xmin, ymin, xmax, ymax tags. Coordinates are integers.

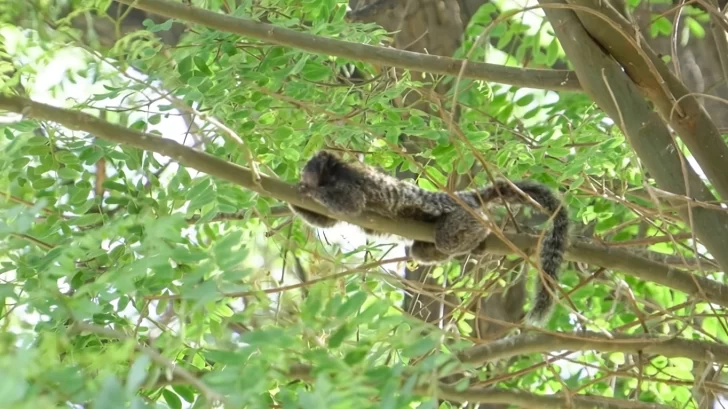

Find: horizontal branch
<box><xmin>458</xmin><ymin>331</ymin><xmax>728</xmax><ymax>366</ymax></box>
<box><xmin>1</xmin><ymin>95</ymin><xmax>727</xmax><ymax>308</ymax></box>
<box><xmin>288</xmin><ymin>365</ymin><xmax>669</xmax><ymax>409</ymax></box>
<box><xmin>434</xmin><ymin>384</ymin><xmax>671</xmax><ymax>409</ymax></box>
<box><xmin>113</xmin><ymin>0</ymin><xmax>581</xmax><ymax>92</ymax></box>
<box><xmin>266</xmin><ymin>204</ymin><xmax>718</xmax><ymax>271</ymax></box>
<box><xmin>291</xmin><ymin>363</ymin><xmax>671</xmax><ymax>409</ymax></box>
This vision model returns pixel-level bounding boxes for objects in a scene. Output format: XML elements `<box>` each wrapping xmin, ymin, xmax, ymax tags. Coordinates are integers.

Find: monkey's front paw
<box><xmin>409</xmin><ymin>241</ymin><xmax>450</xmax><ymax>264</ymax></box>
<box><xmin>297</xmin><ymin>183</ymin><xmax>313</xmax><ymax>197</ymax></box>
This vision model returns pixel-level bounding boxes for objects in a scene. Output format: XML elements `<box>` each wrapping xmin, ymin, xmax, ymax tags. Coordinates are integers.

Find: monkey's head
<box><xmin>298</xmin><ymin>150</ymin><xmax>360</xmax><ymax>195</ymax></box>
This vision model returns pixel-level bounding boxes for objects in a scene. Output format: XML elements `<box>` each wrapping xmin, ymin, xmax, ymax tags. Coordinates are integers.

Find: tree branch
<box><xmin>568</xmin><ymin>0</ymin><xmax>728</xmax><ymax>202</ymax></box>
<box><xmin>112</xmin><ymin>0</ymin><xmax>581</xmax><ymax>92</ymax></box>
<box><xmin>285</xmin><ymin>363</ymin><xmax>671</xmax><ymax>409</ymax></box>
<box><xmin>536</xmin><ymin>0</ymin><xmax>728</xmax><ymax>271</ymax></box>
<box><xmin>434</xmin><ymin>384</ymin><xmax>671</xmax><ymax>409</ymax></box>
<box><xmin>288</xmin><ymin>363</ymin><xmax>671</xmax><ymax>409</ymax></box>
<box><xmin>1</xmin><ymin>94</ymin><xmax>727</xmax><ymax>308</ymax></box>
<box><xmin>458</xmin><ymin>331</ymin><xmax>728</xmax><ymax>366</ymax></box>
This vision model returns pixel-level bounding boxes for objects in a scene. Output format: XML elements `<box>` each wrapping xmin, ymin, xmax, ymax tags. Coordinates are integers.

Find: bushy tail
<box><xmin>465</xmin><ymin>180</ymin><xmax>569</xmax><ymax>325</ymax></box>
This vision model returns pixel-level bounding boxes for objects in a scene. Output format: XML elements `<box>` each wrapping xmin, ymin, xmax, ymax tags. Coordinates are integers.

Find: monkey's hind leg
<box><xmin>409</xmin><ymin>208</ymin><xmax>489</xmax><ymax>264</ymax></box>
<box><xmin>409</xmin><ymin>236</ymin><xmax>488</xmax><ymax>265</ymax></box>
<box><xmin>433</xmin><ymin>208</ymin><xmax>490</xmax><ymax>256</ymax></box>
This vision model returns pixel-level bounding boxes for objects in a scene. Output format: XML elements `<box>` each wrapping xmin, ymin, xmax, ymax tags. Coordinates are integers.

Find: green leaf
<box><xmin>547</xmin><ymin>146</ymin><xmax>571</xmax><ymax>157</ymax></box>
<box><xmin>546</xmin><ymin>39</ymin><xmax>560</xmax><ymax>66</ymax></box>
<box><xmin>301</xmin><ymin>61</ymin><xmax>331</xmax><ymax>81</ymax></box>
<box><xmin>328</xmin><ymin>323</ymin><xmax>351</xmax><ymax>348</ymax></box>
<box><xmin>193</xmin><ymin>56</ymin><xmax>213</xmax><ymax>76</ymax></box>
<box><xmin>32</xmin><ymin>178</ymin><xmax>55</xmax><ymax>190</ymax></box>
<box><xmin>162</xmin><ymin>389</ymin><xmax>183</xmax><ymax>409</ymax></box>
<box><xmin>178</xmin><ymin>56</ymin><xmax>193</xmax><ymax>75</ymax></box>
<box><xmin>95</xmin><ymin>376</ymin><xmax>128</xmax><ymax>409</ymax></box>
<box><xmin>0</xmin><ymin>373</ymin><xmax>28</xmax><ymax>405</ymax></box>
<box><xmin>515</xmin><ymin>94</ymin><xmax>534</xmax><ymax>107</ymax></box>
<box><xmin>274</xmin><ymin>126</ymin><xmax>294</xmax><ymax>140</ymax></box>
<box><xmin>685</xmin><ymin>16</ymin><xmax>705</xmax><ymax>38</ymax></box>
<box><xmin>402</xmin><ymin>337</ymin><xmax>436</xmax><ymax>358</ymax></box>
<box><xmin>336</xmin><ymin>291</ymin><xmax>368</xmax><ymax>318</ymax></box>
<box><xmin>73</xmin><ymin>213</ymin><xmax>103</xmax><ymax>226</ymax></box>
<box><xmin>650</xmin><ymin>16</ymin><xmax>672</xmax><ymax>37</ymax></box>
<box><xmin>58</xmin><ymin>167</ymin><xmax>81</xmax><ymax>179</ymax></box>
<box><xmin>171</xmin><ymin>385</ymin><xmax>196</xmax><ymax>403</ymax></box>
<box><xmin>56</xmin><ymin>151</ymin><xmax>80</xmax><ymax>164</ymax></box>
<box><xmin>344</xmin><ymin>348</ymin><xmax>368</xmax><ymax>366</ymax></box>
<box><xmin>125</xmin><ymin>355</ymin><xmax>151</xmax><ymax>395</ymax></box>
<box><xmin>213</xmin><ymin>229</ymin><xmax>243</xmax><ymax>256</ymax></box>
<box><xmin>143</xmin><ymin>18</ymin><xmax>174</xmax><ymax>32</ymax></box>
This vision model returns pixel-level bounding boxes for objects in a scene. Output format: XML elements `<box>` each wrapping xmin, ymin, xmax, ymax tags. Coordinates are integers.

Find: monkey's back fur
<box><xmin>289</xmin><ymin>150</ymin><xmax>569</xmax><ymax>325</ymax></box>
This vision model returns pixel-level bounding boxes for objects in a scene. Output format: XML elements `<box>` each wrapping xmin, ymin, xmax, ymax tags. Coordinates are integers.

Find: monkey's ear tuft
<box><xmin>316</xmin><ymin>150</ymin><xmax>344</xmax><ymax>167</ymax></box>
<box><xmin>300</xmin><ymin>150</ymin><xmax>338</xmax><ymax>187</ymax></box>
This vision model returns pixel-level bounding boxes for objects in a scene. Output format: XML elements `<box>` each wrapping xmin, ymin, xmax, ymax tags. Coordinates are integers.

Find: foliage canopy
<box><xmin>0</xmin><ymin>1</ymin><xmax>726</xmax><ymax>409</ymax></box>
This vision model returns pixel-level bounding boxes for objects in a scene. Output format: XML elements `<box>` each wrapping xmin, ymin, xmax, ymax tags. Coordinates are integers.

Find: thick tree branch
<box><xmin>537</xmin><ymin>0</ymin><xmax>728</xmax><ymax>271</ymax></box>
<box><xmin>709</xmin><ymin>0</ymin><xmax>728</xmax><ymax>84</ymax></box>
<box><xmin>112</xmin><ymin>0</ymin><xmax>580</xmax><ymax>92</ymax></box>
<box><xmin>567</xmin><ymin>0</ymin><xmax>728</xmax><ymax>201</ymax></box>
<box><xmin>458</xmin><ymin>331</ymin><xmax>728</xmax><ymax>366</ymax></box>
<box><xmin>1</xmin><ymin>95</ymin><xmax>727</xmax><ymax>308</ymax></box>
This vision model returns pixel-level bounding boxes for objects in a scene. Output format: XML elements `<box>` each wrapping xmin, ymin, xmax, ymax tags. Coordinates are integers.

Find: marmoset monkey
<box><xmin>289</xmin><ymin>150</ymin><xmax>569</xmax><ymax>325</ymax></box>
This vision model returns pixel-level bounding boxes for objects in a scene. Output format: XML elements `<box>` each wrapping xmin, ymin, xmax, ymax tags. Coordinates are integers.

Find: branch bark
<box><xmin>111</xmin><ymin>0</ymin><xmax>581</xmax><ymax>91</ymax></box>
<box><xmin>458</xmin><ymin>331</ymin><xmax>728</xmax><ymax>366</ymax></box>
<box><xmin>1</xmin><ymin>95</ymin><xmax>727</xmax><ymax>308</ymax></box>
<box><xmin>434</xmin><ymin>384</ymin><xmax>671</xmax><ymax>409</ymax></box>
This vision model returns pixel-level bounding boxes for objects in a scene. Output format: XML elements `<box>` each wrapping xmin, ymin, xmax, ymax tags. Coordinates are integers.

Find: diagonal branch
<box><xmin>567</xmin><ymin>0</ymin><xmax>728</xmax><ymax>202</ymax></box>
<box><xmin>536</xmin><ymin>0</ymin><xmax>728</xmax><ymax>272</ymax></box>
<box><xmin>112</xmin><ymin>0</ymin><xmax>581</xmax><ymax>92</ymax></box>
<box><xmin>1</xmin><ymin>95</ymin><xmax>727</xmax><ymax>308</ymax></box>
